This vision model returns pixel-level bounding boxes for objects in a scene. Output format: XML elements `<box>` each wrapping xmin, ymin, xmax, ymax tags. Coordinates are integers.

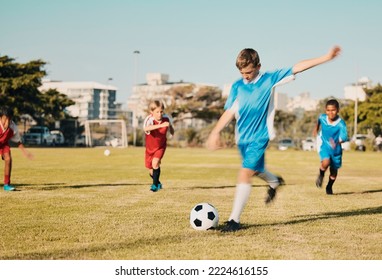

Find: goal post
<box><xmin>84</xmin><ymin>119</ymin><xmax>128</xmax><ymax>148</ymax></box>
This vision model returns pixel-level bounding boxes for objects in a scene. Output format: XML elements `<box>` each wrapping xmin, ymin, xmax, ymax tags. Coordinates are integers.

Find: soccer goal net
<box><xmin>84</xmin><ymin>119</ymin><xmax>128</xmax><ymax>147</ymax></box>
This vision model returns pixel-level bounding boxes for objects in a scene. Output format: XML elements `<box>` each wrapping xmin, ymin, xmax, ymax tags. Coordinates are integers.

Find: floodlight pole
<box><xmin>354</xmin><ymin>81</ymin><xmax>358</xmax><ymax>137</ymax></box>
<box><xmin>133</xmin><ymin>50</ymin><xmax>140</xmax><ymax>86</ymax></box>
<box><xmin>133</xmin><ymin>50</ymin><xmax>140</xmax><ymax>146</ymax></box>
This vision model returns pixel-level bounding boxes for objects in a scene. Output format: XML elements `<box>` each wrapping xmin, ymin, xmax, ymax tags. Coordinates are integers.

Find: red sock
<box><xmin>4</xmin><ymin>175</ymin><xmax>10</xmax><ymax>185</ymax></box>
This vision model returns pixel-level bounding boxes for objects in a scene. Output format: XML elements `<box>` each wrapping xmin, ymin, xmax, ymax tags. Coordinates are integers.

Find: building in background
<box><xmin>40</xmin><ymin>80</ymin><xmax>120</xmax><ymax>124</ymax></box>
<box><xmin>343</xmin><ymin>77</ymin><xmax>371</xmax><ymax>102</ymax></box>
<box><xmin>127</xmin><ymin>73</ymin><xmax>181</xmax><ymax>129</ymax></box>
<box><xmin>274</xmin><ymin>92</ymin><xmax>289</xmax><ymax>111</ymax></box>
<box><xmin>286</xmin><ymin>92</ymin><xmax>319</xmax><ymax>113</ymax></box>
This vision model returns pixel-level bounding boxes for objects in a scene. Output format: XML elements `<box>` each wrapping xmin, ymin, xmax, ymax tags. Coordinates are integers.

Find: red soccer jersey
<box><xmin>0</xmin><ymin>121</ymin><xmax>20</xmax><ymax>146</ymax></box>
<box><xmin>143</xmin><ymin>114</ymin><xmax>171</xmax><ymax>154</ymax></box>
<box><xmin>0</xmin><ymin>121</ymin><xmax>20</xmax><ymax>155</ymax></box>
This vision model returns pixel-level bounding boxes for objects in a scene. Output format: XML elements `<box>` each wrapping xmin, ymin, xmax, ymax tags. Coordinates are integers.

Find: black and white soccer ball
<box><xmin>190</xmin><ymin>202</ymin><xmax>219</xmax><ymax>230</ymax></box>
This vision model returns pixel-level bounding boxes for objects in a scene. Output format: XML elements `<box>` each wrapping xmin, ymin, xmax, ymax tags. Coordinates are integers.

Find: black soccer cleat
<box><xmin>265</xmin><ymin>187</ymin><xmax>276</xmax><ymax>204</ymax></box>
<box><xmin>221</xmin><ymin>220</ymin><xmax>240</xmax><ymax>232</ymax></box>
<box><xmin>326</xmin><ymin>186</ymin><xmax>333</xmax><ymax>195</ymax></box>
<box><xmin>277</xmin><ymin>176</ymin><xmax>285</xmax><ymax>186</ymax></box>
<box><xmin>316</xmin><ymin>175</ymin><xmax>324</xmax><ymax>188</ymax></box>
<box><xmin>265</xmin><ymin>176</ymin><xmax>284</xmax><ymax>204</ymax></box>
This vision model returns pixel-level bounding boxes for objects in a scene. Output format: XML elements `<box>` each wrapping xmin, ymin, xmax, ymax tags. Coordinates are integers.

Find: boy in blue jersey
<box><xmin>207</xmin><ymin>46</ymin><xmax>341</xmax><ymax>232</ymax></box>
<box><xmin>314</xmin><ymin>99</ymin><xmax>348</xmax><ymax>195</ymax></box>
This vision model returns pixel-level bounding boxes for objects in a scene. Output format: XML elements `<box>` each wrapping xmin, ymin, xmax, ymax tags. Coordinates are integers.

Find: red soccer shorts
<box><xmin>145</xmin><ymin>148</ymin><xmax>165</xmax><ymax>169</ymax></box>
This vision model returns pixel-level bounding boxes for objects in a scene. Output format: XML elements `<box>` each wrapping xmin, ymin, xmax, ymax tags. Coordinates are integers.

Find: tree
<box><xmin>274</xmin><ymin>110</ymin><xmax>296</xmax><ymax>138</ymax></box>
<box><xmin>165</xmin><ymin>84</ymin><xmax>225</xmax><ymax>124</ymax></box>
<box><xmin>38</xmin><ymin>88</ymin><xmax>75</xmax><ymax>128</ymax></box>
<box><xmin>341</xmin><ymin>84</ymin><xmax>382</xmax><ymax>136</ymax></box>
<box><xmin>0</xmin><ymin>55</ymin><xmax>74</xmax><ymax>125</ymax></box>
<box><xmin>0</xmin><ymin>55</ymin><xmax>45</xmax><ymax>120</ymax></box>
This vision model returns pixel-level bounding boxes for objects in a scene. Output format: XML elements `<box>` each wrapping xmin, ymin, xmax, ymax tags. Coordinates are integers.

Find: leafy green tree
<box><xmin>0</xmin><ymin>55</ymin><xmax>45</xmax><ymax>120</ymax></box>
<box><xmin>38</xmin><ymin>88</ymin><xmax>75</xmax><ymax>128</ymax></box>
<box><xmin>341</xmin><ymin>84</ymin><xmax>382</xmax><ymax>136</ymax></box>
<box><xmin>274</xmin><ymin>110</ymin><xmax>296</xmax><ymax>138</ymax></box>
<box><xmin>0</xmin><ymin>55</ymin><xmax>74</xmax><ymax>125</ymax></box>
<box><xmin>166</xmin><ymin>84</ymin><xmax>225</xmax><ymax>124</ymax></box>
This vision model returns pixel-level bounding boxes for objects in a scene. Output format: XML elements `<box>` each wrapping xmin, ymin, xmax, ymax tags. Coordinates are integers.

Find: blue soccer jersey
<box><xmin>225</xmin><ymin>67</ymin><xmax>294</xmax><ymax>145</ymax></box>
<box><xmin>316</xmin><ymin>114</ymin><xmax>348</xmax><ymax>168</ymax></box>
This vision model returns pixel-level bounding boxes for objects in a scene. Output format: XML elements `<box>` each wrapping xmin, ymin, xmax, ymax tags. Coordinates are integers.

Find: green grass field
<box><xmin>1</xmin><ymin>147</ymin><xmax>381</xmax><ymax>260</ymax></box>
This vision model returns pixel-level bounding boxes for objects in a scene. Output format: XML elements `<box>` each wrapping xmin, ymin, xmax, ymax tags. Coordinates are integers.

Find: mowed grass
<box><xmin>0</xmin><ymin>146</ymin><xmax>381</xmax><ymax>260</ymax></box>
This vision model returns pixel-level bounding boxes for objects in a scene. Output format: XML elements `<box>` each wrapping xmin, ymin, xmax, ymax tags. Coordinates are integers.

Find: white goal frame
<box><xmin>84</xmin><ymin>119</ymin><xmax>128</xmax><ymax>148</ymax></box>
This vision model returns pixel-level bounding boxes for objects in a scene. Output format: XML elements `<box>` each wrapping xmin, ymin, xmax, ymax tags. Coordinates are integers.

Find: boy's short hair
<box><xmin>236</xmin><ymin>48</ymin><xmax>260</xmax><ymax>70</ymax></box>
<box><xmin>149</xmin><ymin>100</ymin><xmax>164</xmax><ymax>111</ymax></box>
<box><xmin>0</xmin><ymin>106</ymin><xmax>13</xmax><ymax>118</ymax></box>
<box><xmin>326</xmin><ymin>99</ymin><xmax>340</xmax><ymax>110</ymax></box>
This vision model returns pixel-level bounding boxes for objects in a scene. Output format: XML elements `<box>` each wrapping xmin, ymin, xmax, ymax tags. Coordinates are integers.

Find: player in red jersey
<box><xmin>143</xmin><ymin>100</ymin><xmax>174</xmax><ymax>192</ymax></box>
<box><xmin>0</xmin><ymin>106</ymin><xmax>33</xmax><ymax>191</ymax></box>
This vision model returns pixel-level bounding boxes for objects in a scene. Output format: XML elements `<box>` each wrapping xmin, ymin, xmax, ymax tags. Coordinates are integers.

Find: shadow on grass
<box><xmin>2</xmin><ymin>206</ymin><xmax>381</xmax><ymax>259</ymax></box>
<box><xmin>243</xmin><ymin>205</ymin><xmax>382</xmax><ymax>230</ymax></box>
<box><xmin>335</xmin><ymin>188</ymin><xmax>382</xmax><ymax>195</ymax></box>
<box><xmin>188</xmin><ymin>184</ymin><xmax>269</xmax><ymax>190</ymax></box>
<box><xmin>13</xmin><ymin>183</ymin><xmax>148</xmax><ymax>190</ymax></box>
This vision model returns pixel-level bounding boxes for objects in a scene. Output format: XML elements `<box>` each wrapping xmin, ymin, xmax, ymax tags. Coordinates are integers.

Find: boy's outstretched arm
<box><xmin>169</xmin><ymin>124</ymin><xmax>175</xmax><ymax>136</ymax></box>
<box><xmin>144</xmin><ymin>122</ymin><xmax>169</xmax><ymax>132</ymax></box>
<box><xmin>17</xmin><ymin>142</ymin><xmax>34</xmax><ymax>160</ymax></box>
<box><xmin>292</xmin><ymin>46</ymin><xmax>341</xmax><ymax>75</ymax></box>
<box><xmin>206</xmin><ymin>110</ymin><xmax>235</xmax><ymax>150</ymax></box>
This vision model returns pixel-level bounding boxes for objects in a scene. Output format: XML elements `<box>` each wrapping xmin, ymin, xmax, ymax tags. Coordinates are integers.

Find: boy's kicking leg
<box><xmin>316</xmin><ymin>158</ymin><xmax>330</xmax><ymax>188</ymax></box>
<box><xmin>257</xmin><ymin>170</ymin><xmax>285</xmax><ymax>204</ymax></box>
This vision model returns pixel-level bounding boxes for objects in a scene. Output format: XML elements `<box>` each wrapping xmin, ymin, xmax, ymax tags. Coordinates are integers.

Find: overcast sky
<box><xmin>2</xmin><ymin>0</ymin><xmax>381</xmax><ymax>103</ymax></box>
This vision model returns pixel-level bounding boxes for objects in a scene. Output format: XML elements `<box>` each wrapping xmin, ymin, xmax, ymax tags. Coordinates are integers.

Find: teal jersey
<box><xmin>317</xmin><ymin>113</ymin><xmax>348</xmax><ymax>156</ymax></box>
<box><xmin>225</xmin><ymin>68</ymin><xmax>294</xmax><ymax>144</ymax></box>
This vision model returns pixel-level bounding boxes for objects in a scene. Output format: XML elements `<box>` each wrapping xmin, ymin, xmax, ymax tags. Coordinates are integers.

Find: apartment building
<box><xmin>40</xmin><ymin>80</ymin><xmax>118</xmax><ymax>124</ymax></box>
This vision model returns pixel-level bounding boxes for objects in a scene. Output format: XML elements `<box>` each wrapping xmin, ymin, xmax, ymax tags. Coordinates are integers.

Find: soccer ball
<box><xmin>190</xmin><ymin>203</ymin><xmax>219</xmax><ymax>230</ymax></box>
<box><xmin>104</xmin><ymin>149</ymin><xmax>111</xmax><ymax>156</ymax></box>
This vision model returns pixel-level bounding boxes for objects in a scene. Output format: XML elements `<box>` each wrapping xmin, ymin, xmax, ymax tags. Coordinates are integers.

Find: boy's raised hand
<box><xmin>328</xmin><ymin>46</ymin><xmax>341</xmax><ymax>60</ymax></box>
<box><xmin>206</xmin><ymin>132</ymin><xmax>222</xmax><ymax>151</ymax></box>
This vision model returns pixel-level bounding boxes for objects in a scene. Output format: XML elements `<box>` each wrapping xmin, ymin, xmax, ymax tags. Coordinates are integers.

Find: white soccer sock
<box><xmin>228</xmin><ymin>183</ymin><xmax>252</xmax><ymax>223</ymax></box>
<box><xmin>257</xmin><ymin>170</ymin><xmax>279</xmax><ymax>189</ymax></box>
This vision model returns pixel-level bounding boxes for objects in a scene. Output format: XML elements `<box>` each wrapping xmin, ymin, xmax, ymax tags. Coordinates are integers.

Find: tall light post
<box><xmin>133</xmin><ymin>50</ymin><xmax>140</xmax><ymax>146</ymax></box>
<box><xmin>133</xmin><ymin>50</ymin><xmax>140</xmax><ymax>86</ymax></box>
<box><xmin>354</xmin><ymin>80</ymin><xmax>358</xmax><ymax>138</ymax></box>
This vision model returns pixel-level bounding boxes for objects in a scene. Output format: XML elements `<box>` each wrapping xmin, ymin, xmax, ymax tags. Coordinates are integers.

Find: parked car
<box><xmin>75</xmin><ymin>135</ymin><xmax>86</xmax><ymax>146</ymax></box>
<box><xmin>302</xmin><ymin>137</ymin><xmax>316</xmax><ymax>151</ymax></box>
<box><xmin>352</xmin><ymin>134</ymin><xmax>368</xmax><ymax>151</ymax></box>
<box><xmin>278</xmin><ymin>138</ymin><xmax>295</xmax><ymax>151</ymax></box>
<box><xmin>50</xmin><ymin>130</ymin><xmax>65</xmax><ymax>145</ymax></box>
<box><xmin>23</xmin><ymin>126</ymin><xmax>55</xmax><ymax>146</ymax></box>
<box><xmin>341</xmin><ymin>141</ymin><xmax>351</xmax><ymax>151</ymax></box>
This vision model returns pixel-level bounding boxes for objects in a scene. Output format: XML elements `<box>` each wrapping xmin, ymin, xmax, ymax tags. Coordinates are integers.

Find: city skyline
<box><xmin>1</xmin><ymin>0</ymin><xmax>381</xmax><ymax>103</ymax></box>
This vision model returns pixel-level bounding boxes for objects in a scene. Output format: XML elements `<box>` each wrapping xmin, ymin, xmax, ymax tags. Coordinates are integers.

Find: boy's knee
<box><xmin>152</xmin><ymin>160</ymin><xmax>160</xmax><ymax>169</ymax></box>
<box><xmin>3</xmin><ymin>156</ymin><xmax>11</xmax><ymax>163</ymax></box>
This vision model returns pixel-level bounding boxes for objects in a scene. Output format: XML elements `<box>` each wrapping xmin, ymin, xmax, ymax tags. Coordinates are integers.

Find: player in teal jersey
<box><xmin>314</xmin><ymin>99</ymin><xmax>348</xmax><ymax>195</ymax></box>
<box><xmin>207</xmin><ymin>46</ymin><xmax>341</xmax><ymax>232</ymax></box>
